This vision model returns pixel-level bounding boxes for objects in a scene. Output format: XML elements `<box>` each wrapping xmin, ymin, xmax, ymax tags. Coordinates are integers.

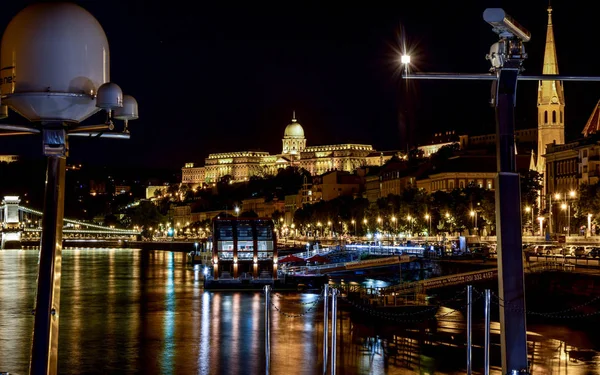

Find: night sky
<box><xmin>0</xmin><ymin>0</ymin><xmax>599</xmax><ymax>169</ymax></box>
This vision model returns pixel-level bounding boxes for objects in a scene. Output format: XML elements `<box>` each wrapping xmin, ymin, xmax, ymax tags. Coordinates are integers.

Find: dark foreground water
<box><xmin>1</xmin><ymin>249</ymin><xmax>599</xmax><ymax>374</ymax></box>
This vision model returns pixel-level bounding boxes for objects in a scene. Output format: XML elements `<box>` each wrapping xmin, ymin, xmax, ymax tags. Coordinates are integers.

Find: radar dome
<box><xmin>284</xmin><ymin>114</ymin><xmax>305</xmax><ymax>138</ymax></box>
<box><xmin>0</xmin><ymin>2</ymin><xmax>110</xmax><ymax>123</ymax></box>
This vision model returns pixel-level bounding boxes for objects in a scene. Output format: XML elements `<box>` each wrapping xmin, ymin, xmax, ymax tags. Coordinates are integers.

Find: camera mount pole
<box><xmin>491</xmin><ymin>39</ymin><xmax>529</xmax><ymax>374</ymax></box>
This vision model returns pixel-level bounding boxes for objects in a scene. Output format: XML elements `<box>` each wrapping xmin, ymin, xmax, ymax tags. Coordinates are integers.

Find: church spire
<box><xmin>538</xmin><ymin>5</ymin><xmax>563</xmax><ymax>105</ymax></box>
<box><xmin>536</xmin><ymin>5</ymin><xmax>565</xmax><ymax>185</ymax></box>
<box><xmin>529</xmin><ymin>149</ymin><xmax>537</xmax><ymax>171</ymax></box>
<box><xmin>543</xmin><ymin>6</ymin><xmax>559</xmax><ymax>75</ymax></box>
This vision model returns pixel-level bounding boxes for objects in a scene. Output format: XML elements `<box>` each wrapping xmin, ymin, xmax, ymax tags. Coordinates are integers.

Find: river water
<box><xmin>0</xmin><ymin>249</ymin><xmax>599</xmax><ymax>374</ymax></box>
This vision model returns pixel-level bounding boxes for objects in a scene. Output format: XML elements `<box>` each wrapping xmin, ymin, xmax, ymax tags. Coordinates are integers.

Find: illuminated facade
<box><xmin>182</xmin><ymin>113</ymin><xmax>400</xmax><ymax>185</ymax></box>
<box><xmin>0</xmin><ymin>155</ymin><xmax>18</xmax><ymax>163</ymax></box>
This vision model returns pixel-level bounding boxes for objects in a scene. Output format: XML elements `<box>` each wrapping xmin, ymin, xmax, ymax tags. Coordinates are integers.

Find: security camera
<box><xmin>483</xmin><ymin>8</ymin><xmax>531</xmax><ymax>42</ymax></box>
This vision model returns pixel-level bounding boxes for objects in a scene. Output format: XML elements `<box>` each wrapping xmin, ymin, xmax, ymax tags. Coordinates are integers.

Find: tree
<box><xmin>128</xmin><ymin>200</ymin><xmax>165</xmax><ymax>229</ymax></box>
<box><xmin>271</xmin><ymin>210</ymin><xmax>284</xmax><ymax>224</ymax></box>
<box><xmin>430</xmin><ymin>143</ymin><xmax>460</xmax><ymax>165</ymax></box>
<box><xmin>574</xmin><ymin>183</ymin><xmax>600</xmax><ymax>229</ymax></box>
<box><xmin>520</xmin><ymin>170</ymin><xmax>543</xmax><ymax>210</ymax></box>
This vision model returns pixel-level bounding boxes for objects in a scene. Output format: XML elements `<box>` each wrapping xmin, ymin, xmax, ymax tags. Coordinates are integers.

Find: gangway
<box><xmin>286</xmin><ymin>255</ymin><xmax>416</xmax><ymax>276</ymax></box>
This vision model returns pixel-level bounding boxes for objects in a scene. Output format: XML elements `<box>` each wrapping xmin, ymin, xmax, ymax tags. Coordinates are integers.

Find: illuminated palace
<box><xmin>182</xmin><ymin>112</ymin><xmax>400</xmax><ymax>185</ymax></box>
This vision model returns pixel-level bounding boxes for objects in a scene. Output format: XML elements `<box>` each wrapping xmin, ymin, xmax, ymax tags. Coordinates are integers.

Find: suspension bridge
<box><xmin>0</xmin><ymin>196</ymin><xmax>140</xmax><ymax>249</ymax></box>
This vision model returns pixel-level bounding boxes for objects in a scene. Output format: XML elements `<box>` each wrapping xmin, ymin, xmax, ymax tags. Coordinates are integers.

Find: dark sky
<box><xmin>1</xmin><ymin>0</ymin><xmax>599</xmax><ymax>169</ymax></box>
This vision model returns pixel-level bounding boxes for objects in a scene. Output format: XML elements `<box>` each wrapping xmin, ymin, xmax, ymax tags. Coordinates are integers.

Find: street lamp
<box><xmin>351</xmin><ymin>219</ymin><xmax>356</xmax><ymax>237</ymax></box>
<box><xmin>538</xmin><ymin>217</ymin><xmax>545</xmax><ymax>237</ymax></box>
<box><xmin>561</xmin><ymin>203</ymin><xmax>571</xmax><ymax>236</ymax></box>
<box><xmin>0</xmin><ymin>4</ymin><xmax>139</xmax><ymax>374</ymax></box>
<box><xmin>425</xmin><ymin>214</ymin><xmax>431</xmax><ymax>237</ymax></box>
<box><xmin>525</xmin><ymin>206</ymin><xmax>533</xmax><ymax>234</ymax></box>
<box><xmin>406</xmin><ymin>215</ymin><xmax>413</xmax><ymax>237</ymax></box>
<box><xmin>470</xmin><ymin>210</ymin><xmax>478</xmax><ymax>234</ymax></box>
<box><xmin>234</xmin><ymin>206</ymin><xmax>240</xmax><ymax>216</ymax></box>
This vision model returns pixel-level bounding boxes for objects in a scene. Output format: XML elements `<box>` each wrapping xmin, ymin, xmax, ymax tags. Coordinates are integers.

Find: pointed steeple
<box><xmin>537</xmin><ymin>5</ymin><xmax>565</xmax><ymax>181</ymax></box>
<box><xmin>530</xmin><ymin>150</ymin><xmax>537</xmax><ymax>171</ymax></box>
<box><xmin>543</xmin><ymin>6</ymin><xmax>559</xmax><ymax>75</ymax></box>
<box><xmin>538</xmin><ymin>6</ymin><xmax>564</xmax><ymax>105</ymax></box>
<box><xmin>582</xmin><ymin>100</ymin><xmax>600</xmax><ymax>137</ymax></box>
<box><xmin>292</xmin><ymin>110</ymin><xmax>297</xmax><ymax>122</ymax></box>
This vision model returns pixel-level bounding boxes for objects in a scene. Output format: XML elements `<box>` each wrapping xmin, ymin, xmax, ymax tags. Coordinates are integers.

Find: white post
<box><xmin>331</xmin><ymin>288</ymin><xmax>339</xmax><ymax>375</ymax></box>
<box><xmin>264</xmin><ymin>285</ymin><xmax>271</xmax><ymax>375</ymax></box>
<box><xmin>466</xmin><ymin>285</ymin><xmax>472</xmax><ymax>375</ymax></box>
<box><xmin>484</xmin><ymin>289</ymin><xmax>491</xmax><ymax>375</ymax></box>
<box><xmin>323</xmin><ymin>284</ymin><xmax>329</xmax><ymax>374</ymax></box>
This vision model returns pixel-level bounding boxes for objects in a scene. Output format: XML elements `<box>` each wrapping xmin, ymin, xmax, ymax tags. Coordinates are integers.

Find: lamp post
<box><xmin>363</xmin><ymin>218</ymin><xmax>368</xmax><ymax>238</ymax></box>
<box><xmin>538</xmin><ymin>217</ymin><xmax>544</xmax><ymax>237</ymax></box>
<box><xmin>425</xmin><ymin>214</ymin><xmax>432</xmax><ymax>237</ymax></box>
<box><xmin>561</xmin><ymin>203</ymin><xmax>570</xmax><ymax>236</ymax></box>
<box><xmin>0</xmin><ymin>4</ymin><xmax>139</xmax><ymax>375</ymax></box>
<box><xmin>525</xmin><ymin>206</ymin><xmax>533</xmax><ymax>234</ymax></box>
<box><xmin>351</xmin><ymin>219</ymin><xmax>356</xmax><ymax>237</ymax></box>
<box><xmin>470</xmin><ymin>210</ymin><xmax>478</xmax><ymax>235</ymax></box>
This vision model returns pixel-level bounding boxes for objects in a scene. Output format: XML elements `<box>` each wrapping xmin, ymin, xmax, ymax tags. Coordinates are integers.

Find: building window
<box><xmin>544</xmin><ymin>111</ymin><xmax>548</xmax><ymax>124</ymax></box>
<box><xmin>560</xmin><ymin>111</ymin><xmax>563</xmax><ymax>123</ymax></box>
<box><xmin>583</xmin><ymin>150</ymin><xmax>588</xmax><ymax>158</ymax></box>
<box><xmin>552</xmin><ymin>111</ymin><xmax>556</xmax><ymax>124</ymax></box>
<box><xmin>584</xmin><ymin>165</ymin><xmax>588</xmax><ymax>173</ymax></box>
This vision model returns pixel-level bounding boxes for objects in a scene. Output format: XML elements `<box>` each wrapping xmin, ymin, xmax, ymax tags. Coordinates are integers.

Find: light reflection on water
<box><xmin>0</xmin><ymin>249</ymin><xmax>598</xmax><ymax>374</ymax></box>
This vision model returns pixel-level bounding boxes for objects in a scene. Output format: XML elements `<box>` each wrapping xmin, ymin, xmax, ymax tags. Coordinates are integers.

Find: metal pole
<box><xmin>331</xmin><ymin>288</ymin><xmax>339</xmax><ymax>375</ymax></box>
<box><xmin>484</xmin><ymin>289</ymin><xmax>491</xmax><ymax>375</ymax></box>
<box><xmin>323</xmin><ymin>284</ymin><xmax>329</xmax><ymax>375</ymax></box>
<box><xmin>264</xmin><ymin>285</ymin><xmax>271</xmax><ymax>375</ymax></box>
<box><xmin>466</xmin><ymin>285</ymin><xmax>472</xmax><ymax>375</ymax></box>
<box><xmin>567</xmin><ymin>205</ymin><xmax>570</xmax><ymax>237</ymax></box>
<box><xmin>30</xmin><ymin>155</ymin><xmax>66</xmax><ymax>375</ymax></box>
<box><xmin>494</xmin><ymin>67</ymin><xmax>529</xmax><ymax>373</ymax></box>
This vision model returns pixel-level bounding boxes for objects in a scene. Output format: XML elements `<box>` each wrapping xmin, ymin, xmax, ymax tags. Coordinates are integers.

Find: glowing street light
<box><xmin>400</xmin><ymin>54</ymin><xmax>411</xmax><ymax>65</ymax></box>
<box><xmin>525</xmin><ymin>206</ymin><xmax>533</xmax><ymax>234</ymax></box>
<box><xmin>538</xmin><ymin>217</ymin><xmax>545</xmax><ymax>236</ymax></box>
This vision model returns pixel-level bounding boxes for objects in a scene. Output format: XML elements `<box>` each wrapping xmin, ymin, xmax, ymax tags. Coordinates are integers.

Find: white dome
<box><xmin>284</xmin><ymin>115</ymin><xmax>304</xmax><ymax>138</ymax></box>
<box><xmin>0</xmin><ymin>2</ymin><xmax>110</xmax><ymax>123</ymax></box>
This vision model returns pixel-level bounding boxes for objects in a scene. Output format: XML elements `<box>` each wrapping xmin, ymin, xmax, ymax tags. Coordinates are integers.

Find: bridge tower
<box><xmin>1</xmin><ymin>195</ymin><xmax>22</xmax><ymax>249</ymax></box>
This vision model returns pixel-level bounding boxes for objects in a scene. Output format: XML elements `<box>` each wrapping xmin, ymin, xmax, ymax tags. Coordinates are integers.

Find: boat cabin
<box><xmin>212</xmin><ymin>218</ymin><xmax>278</xmax><ymax>280</ymax></box>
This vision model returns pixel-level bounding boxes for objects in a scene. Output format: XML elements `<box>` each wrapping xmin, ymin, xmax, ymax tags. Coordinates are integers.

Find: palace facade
<box><xmin>182</xmin><ymin>113</ymin><xmax>401</xmax><ymax>185</ymax></box>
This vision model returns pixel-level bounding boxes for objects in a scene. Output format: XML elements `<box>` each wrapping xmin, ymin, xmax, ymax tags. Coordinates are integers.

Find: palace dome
<box><xmin>284</xmin><ymin>113</ymin><xmax>305</xmax><ymax>138</ymax></box>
